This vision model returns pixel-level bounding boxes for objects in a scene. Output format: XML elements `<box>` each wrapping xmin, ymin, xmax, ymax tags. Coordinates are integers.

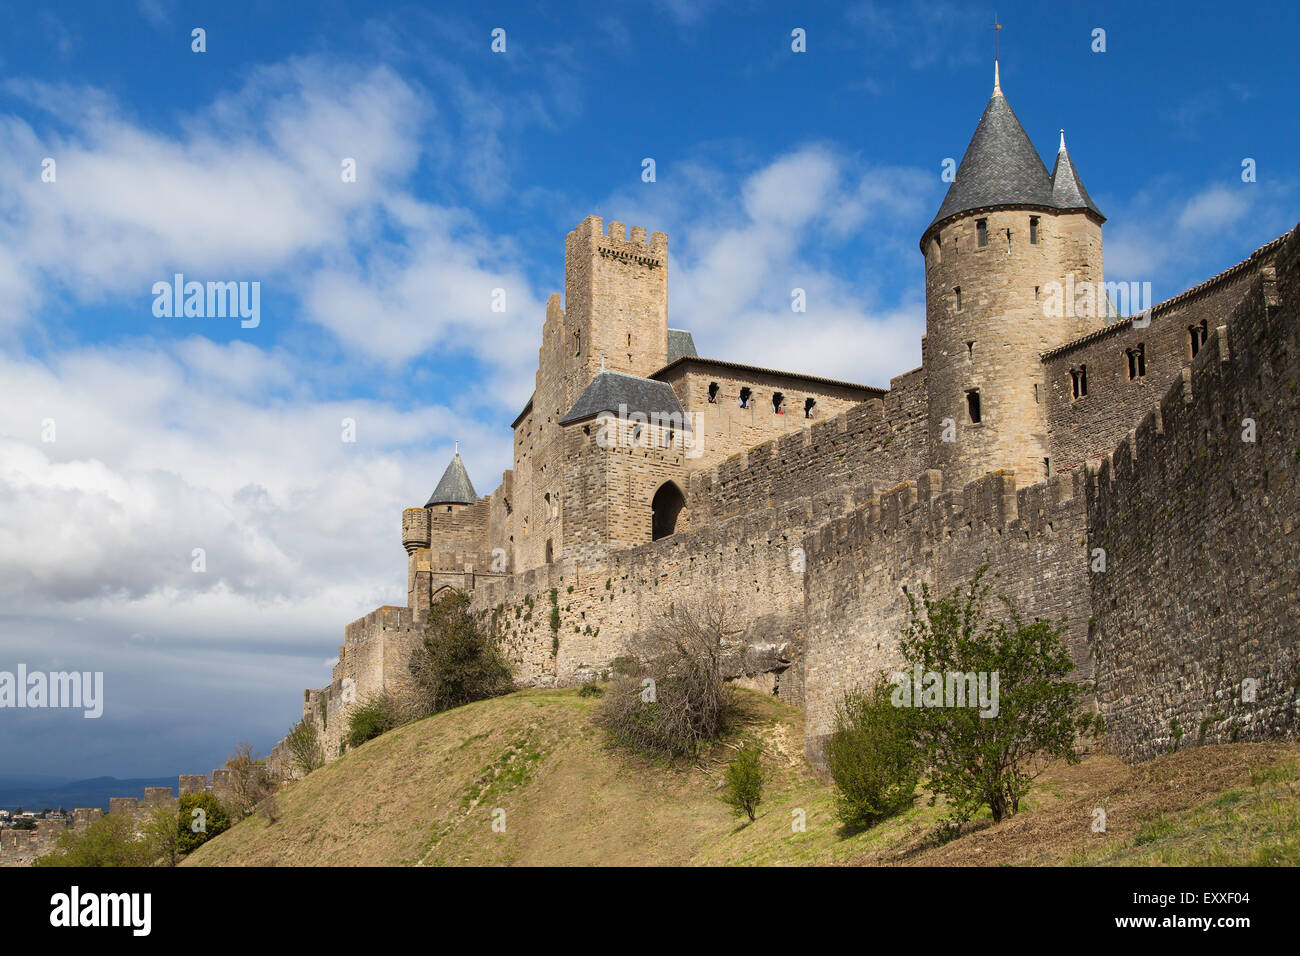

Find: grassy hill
<box><xmin>184</xmin><ymin>687</ymin><xmax>1300</xmax><ymax>867</ymax></box>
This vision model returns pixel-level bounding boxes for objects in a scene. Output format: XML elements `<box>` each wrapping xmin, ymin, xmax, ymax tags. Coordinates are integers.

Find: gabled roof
<box><xmin>1049</xmin><ymin>133</ymin><xmax>1103</xmax><ymax>218</ymax></box>
<box><xmin>558</xmin><ymin>369</ymin><xmax>688</xmax><ymax>427</ymax></box>
<box><xmin>667</xmin><ymin>328</ymin><xmax>698</xmax><ymax>363</ymax></box>
<box><xmin>425</xmin><ymin>451</ymin><xmax>478</xmax><ymax>507</ymax></box>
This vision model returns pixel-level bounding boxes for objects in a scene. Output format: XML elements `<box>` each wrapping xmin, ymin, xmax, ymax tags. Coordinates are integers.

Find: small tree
<box><xmin>143</xmin><ymin>804</ymin><xmax>182</xmax><ymax>866</ymax></box>
<box><xmin>598</xmin><ymin>600</ymin><xmax>740</xmax><ymax>760</ymax></box>
<box><xmin>284</xmin><ymin>718</ymin><xmax>325</xmax><ymax>775</ymax></box>
<box><xmin>900</xmin><ymin>566</ymin><xmax>1101</xmax><ymax>825</ymax></box>
<box><xmin>224</xmin><ymin>742</ymin><xmax>274</xmax><ymax>819</ymax></box>
<box><xmin>826</xmin><ymin>673</ymin><xmax>920</xmax><ymax>830</ymax></box>
<box><xmin>177</xmin><ymin>792</ymin><xmax>232</xmax><ymax>853</ymax></box>
<box><xmin>409</xmin><ymin>589</ymin><xmax>514</xmax><ymax>715</ymax></box>
<box><xmin>720</xmin><ymin>743</ymin><xmax>765</xmax><ymax>822</ymax></box>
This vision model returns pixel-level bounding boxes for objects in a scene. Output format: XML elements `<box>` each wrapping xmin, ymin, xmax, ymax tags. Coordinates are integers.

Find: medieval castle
<box><xmin>268</xmin><ymin>65</ymin><xmax>1300</xmax><ymax>774</ymax></box>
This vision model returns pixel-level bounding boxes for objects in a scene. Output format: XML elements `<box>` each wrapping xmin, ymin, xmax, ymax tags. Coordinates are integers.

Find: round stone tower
<box><xmin>921</xmin><ymin>63</ymin><xmax>1106</xmax><ymax>489</ymax></box>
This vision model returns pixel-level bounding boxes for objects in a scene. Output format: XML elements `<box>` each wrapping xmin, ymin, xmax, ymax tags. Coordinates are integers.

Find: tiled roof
<box><xmin>425</xmin><ymin>452</ymin><xmax>478</xmax><ymax>506</ymax></box>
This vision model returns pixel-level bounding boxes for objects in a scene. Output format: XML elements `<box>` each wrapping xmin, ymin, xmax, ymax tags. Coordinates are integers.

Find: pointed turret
<box><xmin>1049</xmin><ymin>130</ymin><xmax>1104</xmax><ymax>219</ymax></box>
<box><xmin>425</xmin><ymin>446</ymin><xmax>477</xmax><ymax>508</ymax></box>
<box><xmin>924</xmin><ymin>75</ymin><xmax>1055</xmax><ymax>241</ymax></box>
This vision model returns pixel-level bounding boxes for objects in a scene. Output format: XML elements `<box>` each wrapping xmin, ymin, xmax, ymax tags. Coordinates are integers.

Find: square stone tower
<box><xmin>562</xmin><ymin>216</ymin><xmax>669</xmax><ymax>409</ymax></box>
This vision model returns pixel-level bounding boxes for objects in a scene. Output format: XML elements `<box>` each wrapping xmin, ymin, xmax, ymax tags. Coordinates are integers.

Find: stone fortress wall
<box><xmin>272</xmin><ymin>223</ymin><xmax>1297</xmax><ymax>775</ymax></box>
<box><xmin>0</xmin><ymin>771</ymin><xmax>240</xmax><ymax>866</ymax></box>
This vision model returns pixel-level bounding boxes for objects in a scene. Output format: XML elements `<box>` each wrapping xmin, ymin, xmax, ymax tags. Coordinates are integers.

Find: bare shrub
<box><xmin>598</xmin><ymin>600</ymin><xmax>741</xmax><ymax>760</ymax></box>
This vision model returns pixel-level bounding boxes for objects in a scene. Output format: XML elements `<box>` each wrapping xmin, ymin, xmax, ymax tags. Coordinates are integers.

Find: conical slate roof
<box><xmin>425</xmin><ymin>450</ymin><xmax>477</xmax><ymax>507</ymax></box>
<box><xmin>924</xmin><ymin>69</ymin><xmax>1105</xmax><ymax>246</ymax></box>
<box><xmin>1049</xmin><ymin>133</ymin><xmax>1103</xmax><ymax>218</ymax></box>
<box><xmin>928</xmin><ymin>87</ymin><xmax>1054</xmax><ymax>233</ymax></box>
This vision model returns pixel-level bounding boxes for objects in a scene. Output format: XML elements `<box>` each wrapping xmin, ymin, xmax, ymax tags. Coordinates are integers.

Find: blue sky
<box><xmin>1</xmin><ymin>0</ymin><xmax>1297</xmax><ymax>779</ymax></box>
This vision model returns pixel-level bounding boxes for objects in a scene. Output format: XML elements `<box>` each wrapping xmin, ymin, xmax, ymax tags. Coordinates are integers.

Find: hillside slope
<box><xmin>184</xmin><ymin>687</ymin><xmax>1300</xmax><ymax>867</ymax></box>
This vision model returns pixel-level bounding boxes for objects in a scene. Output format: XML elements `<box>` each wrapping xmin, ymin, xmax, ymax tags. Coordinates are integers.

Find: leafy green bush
<box><xmin>409</xmin><ymin>589</ymin><xmax>514</xmax><ymax>714</ymax></box>
<box><xmin>345</xmin><ymin>693</ymin><xmax>401</xmax><ymax>750</ymax></box>
<box><xmin>720</xmin><ymin>743</ymin><xmax>765</xmax><ymax>822</ymax></box>
<box><xmin>826</xmin><ymin>674</ymin><xmax>919</xmax><ymax>831</ymax></box>
<box><xmin>578</xmin><ymin>681</ymin><xmax>604</xmax><ymax>698</ymax></box>
<box><xmin>34</xmin><ymin>813</ymin><xmax>154</xmax><ymax>867</ymax></box>
<box><xmin>177</xmin><ymin>792</ymin><xmax>232</xmax><ymax>853</ymax></box>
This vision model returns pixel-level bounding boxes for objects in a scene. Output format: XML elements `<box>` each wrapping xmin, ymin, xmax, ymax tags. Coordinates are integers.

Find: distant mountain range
<box><xmin>0</xmin><ymin>776</ymin><xmax>177</xmax><ymax>812</ymax></box>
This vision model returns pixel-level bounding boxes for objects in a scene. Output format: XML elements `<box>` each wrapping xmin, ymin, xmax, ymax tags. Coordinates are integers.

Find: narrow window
<box><xmin>1005</xmin><ymin>228</ymin><xmax>1012</xmax><ymax>252</ymax></box>
<box><xmin>446</xmin><ymin>506</ymin><xmax>452</xmax><ymax>513</ymax></box>
<box><xmin>1029</xmin><ymin>216</ymin><xmax>1039</xmax><ymax>244</ymax></box>
<box><xmin>627</xmin><ymin>333</ymin><xmax>632</xmax><ymax>346</ymax></box>
<box><xmin>1034</xmin><ymin>285</ymin><xmax>1040</xmax><ymax>300</ymax></box>
<box><xmin>976</xmin><ymin>219</ymin><xmax>988</xmax><ymax>247</ymax></box>
<box><xmin>573</xmin><ymin>330</ymin><xmax>581</xmax><ymax>355</ymax></box>
<box><xmin>1071</xmin><ymin>365</ymin><xmax>1089</xmax><ymax>399</ymax></box>
<box><xmin>1127</xmin><ymin>343</ymin><xmax>1147</xmax><ymax>380</ymax></box>
<box><xmin>954</xmin><ymin>286</ymin><xmax>962</xmax><ymax>311</ymax></box>
<box><xmin>1044</xmin><ymin>457</ymin><xmax>1051</xmax><ymax>477</ymax></box>
<box><xmin>965</xmin><ymin>388</ymin><xmax>981</xmax><ymax>423</ymax></box>
<box><xmin>966</xmin><ymin>340</ymin><xmax>974</xmax><ymax>358</ymax></box>
<box><xmin>804</xmin><ymin>397</ymin><xmax>816</xmax><ymax>418</ymax></box>
<box><xmin>545</xmin><ymin>539</ymin><xmax>553</xmax><ymax>563</ymax></box>
<box><xmin>1188</xmin><ymin>326</ymin><xmax>1199</xmax><ymax>357</ymax></box>
<box><xmin>707</xmin><ymin>381</ymin><xmax>719</xmax><ymax>403</ymax></box>
<box><xmin>772</xmin><ymin>391</ymin><xmax>784</xmax><ymax>414</ymax></box>
<box><xmin>739</xmin><ymin>387</ymin><xmax>752</xmax><ymax>409</ymax></box>
<box><xmin>1034</xmin><ymin>383</ymin><xmax>1040</xmax><ymax>404</ymax></box>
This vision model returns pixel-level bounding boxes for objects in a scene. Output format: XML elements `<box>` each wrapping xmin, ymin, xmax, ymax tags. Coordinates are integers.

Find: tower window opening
<box><xmin>804</xmin><ymin>397</ymin><xmax>816</xmax><ymax>418</ymax></box>
<box><xmin>1034</xmin><ymin>285</ymin><xmax>1040</xmax><ymax>300</ymax></box>
<box><xmin>1044</xmin><ymin>457</ymin><xmax>1051</xmax><ymax>477</ymax></box>
<box><xmin>772</xmin><ymin>391</ymin><xmax>784</xmax><ymax>414</ymax></box>
<box><xmin>545</xmin><ymin>539</ymin><xmax>553</xmax><ymax>563</ymax></box>
<box><xmin>966</xmin><ymin>340</ymin><xmax>974</xmax><ymax>358</ymax></box>
<box><xmin>1070</xmin><ymin>365</ymin><xmax>1088</xmax><ymax>399</ymax></box>
<box><xmin>954</xmin><ymin>286</ymin><xmax>963</xmax><ymax>311</ymax></box>
<box><xmin>1029</xmin><ymin>216</ymin><xmax>1039</xmax><ymax>244</ymax></box>
<box><xmin>965</xmin><ymin>388</ymin><xmax>981</xmax><ymax>424</ymax></box>
<box><xmin>707</xmin><ymin>381</ymin><xmax>719</xmax><ymax>403</ymax></box>
<box><xmin>739</xmin><ymin>387</ymin><xmax>752</xmax><ymax>409</ymax></box>
<box><xmin>627</xmin><ymin>333</ymin><xmax>632</xmax><ymax>346</ymax></box>
<box><xmin>976</xmin><ymin>219</ymin><xmax>988</xmax><ymax>247</ymax></box>
<box><xmin>573</xmin><ymin>330</ymin><xmax>581</xmax><ymax>355</ymax></box>
<box><xmin>1006</xmin><ymin>228</ymin><xmax>1012</xmax><ymax>252</ymax></box>
<box><xmin>1034</xmin><ymin>382</ymin><xmax>1040</xmax><ymax>404</ymax></box>
<box><xmin>1126</xmin><ymin>343</ymin><xmax>1147</xmax><ymax>380</ymax></box>
<box><xmin>1189</xmin><ymin>320</ymin><xmax>1209</xmax><ymax>357</ymax></box>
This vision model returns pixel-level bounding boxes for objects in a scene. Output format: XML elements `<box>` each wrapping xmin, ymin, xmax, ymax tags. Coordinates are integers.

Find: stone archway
<box><xmin>651</xmin><ymin>481</ymin><xmax>686</xmax><ymax>541</ymax></box>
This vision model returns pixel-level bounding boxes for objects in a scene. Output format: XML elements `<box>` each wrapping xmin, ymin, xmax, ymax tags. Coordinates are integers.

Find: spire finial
<box><xmin>1058</xmin><ymin>129</ymin><xmax>1066</xmax><ymax>152</ymax></box>
<box><xmin>454</xmin><ymin>440</ymin><xmax>460</xmax><ymax>455</ymax></box>
<box><xmin>992</xmin><ymin>16</ymin><xmax>1003</xmax><ymax>94</ymax></box>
